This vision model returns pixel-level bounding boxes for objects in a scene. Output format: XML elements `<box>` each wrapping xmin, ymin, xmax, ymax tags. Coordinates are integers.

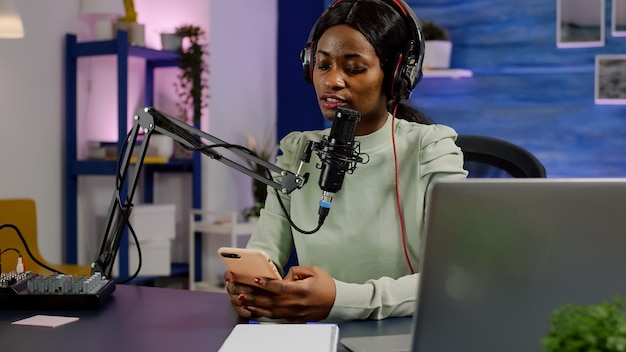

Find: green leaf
<box><xmin>542</xmin><ymin>297</ymin><xmax>626</xmax><ymax>352</ymax></box>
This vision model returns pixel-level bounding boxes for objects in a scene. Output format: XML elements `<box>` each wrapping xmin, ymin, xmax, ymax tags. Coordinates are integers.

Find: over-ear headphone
<box><xmin>300</xmin><ymin>0</ymin><xmax>425</xmax><ymax>102</ymax></box>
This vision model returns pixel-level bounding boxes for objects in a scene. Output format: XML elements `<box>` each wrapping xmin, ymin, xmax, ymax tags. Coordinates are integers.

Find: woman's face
<box><xmin>313</xmin><ymin>24</ymin><xmax>389</xmax><ymax>135</ymax></box>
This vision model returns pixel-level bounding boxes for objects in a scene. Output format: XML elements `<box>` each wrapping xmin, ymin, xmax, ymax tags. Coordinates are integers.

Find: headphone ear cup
<box><xmin>388</xmin><ymin>52</ymin><xmax>405</xmax><ymax>100</ymax></box>
<box><xmin>389</xmin><ymin>39</ymin><xmax>423</xmax><ymax>101</ymax></box>
<box><xmin>300</xmin><ymin>41</ymin><xmax>315</xmax><ymax>84</ymax></box>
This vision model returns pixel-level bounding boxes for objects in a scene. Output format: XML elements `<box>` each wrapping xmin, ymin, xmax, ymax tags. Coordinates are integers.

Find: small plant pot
<box><xmin>423</xmin><ymin>40</ymin><xmax>453</xmax><ymax>69</ymax></box>
<box><xmin>160</xmin><ymin>33</ymin><xmax>183</xmax><ymax>52</ymax></box>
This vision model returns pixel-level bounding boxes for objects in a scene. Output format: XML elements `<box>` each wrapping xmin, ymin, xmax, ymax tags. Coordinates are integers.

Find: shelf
<box><xmin>470</xmin><ymin>65</ymin><xmax>595</xmax><ymax>75</ymax></box>
<box><xmin>188</xmin><ymin>210</ymin><xmax>256</xmax><ymax>289</ymax></box>
<box><xmin>64</xmin><ymin>31</ymin><xmax>203</xmax><ymax>282</ymax></box>
<box><xmin>70</xmin><ymin>33</ymin><xmax>180</xmax><ymax>66</ymax></box>
<box><xmin>423</xmin><ymin>68</ymin><xmax>473</xmax><ymax>78</ymax></box>
<box><xmin>68</xmin><ymin>159</ymin><xmax>195</xmax><ymax>176</ymax></box>
<box><xmin>421</xmin><ymin>66</ymin><xmax>592</xmax><ymax>78</ymax></box>
<box><xmin>426</xmin><ymin>65</ymin><xmax>595</xmax><ymax>78</ymax></box>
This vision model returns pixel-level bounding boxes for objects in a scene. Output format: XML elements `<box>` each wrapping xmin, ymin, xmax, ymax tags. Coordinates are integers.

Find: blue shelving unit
<box><xmin>64</xmin><ymin>31</ymin><xmax>202</xmax><ymax>280</ymax></box>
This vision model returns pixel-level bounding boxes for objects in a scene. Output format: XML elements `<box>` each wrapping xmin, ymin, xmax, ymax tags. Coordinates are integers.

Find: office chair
<box><xmin>456</xmin><ymin>135</ymin><xmax>547</xmax><ymax>178</ymax></box>
<box><xmin>0</xmin><ymin>198</ymin><xmax>91</xmax><ymax>276</ymax></box>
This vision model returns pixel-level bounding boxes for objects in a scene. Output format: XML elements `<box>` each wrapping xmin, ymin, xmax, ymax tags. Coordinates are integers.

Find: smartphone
<box><xmin>218</xmin><ymin>247</ymin><xmax>282</xmax><ymax>286</ymax></box>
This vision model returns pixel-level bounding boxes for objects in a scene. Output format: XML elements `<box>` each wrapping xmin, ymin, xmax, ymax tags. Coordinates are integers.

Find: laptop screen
<box><xmin>412</xmin><ymin>178</ymin><xmax>626</xmax><ymax>352</ymax></box>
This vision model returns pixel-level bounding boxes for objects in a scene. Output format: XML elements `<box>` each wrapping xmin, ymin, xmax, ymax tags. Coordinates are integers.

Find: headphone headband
<box><xmin>300</xmin><ymin>0</ymin><xmax>425</xmax><ymax>101</ymax></box>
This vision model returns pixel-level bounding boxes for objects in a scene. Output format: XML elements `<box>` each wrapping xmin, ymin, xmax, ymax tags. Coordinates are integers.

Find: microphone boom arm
<box><xmin>91</xmin><ymin>107</ymin><xmax>307</xmax><ymax>279</ymax></box>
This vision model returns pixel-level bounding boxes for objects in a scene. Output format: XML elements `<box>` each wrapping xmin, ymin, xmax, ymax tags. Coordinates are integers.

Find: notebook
<box><xmin>342</xmin><ymin>178</ymin><xmax>626</xmax><ymax>352</ymax></box>
<box><xmin>219</xmin><ymin>323</ymin><xmax>339</xmax><ymax>352</ymax></box>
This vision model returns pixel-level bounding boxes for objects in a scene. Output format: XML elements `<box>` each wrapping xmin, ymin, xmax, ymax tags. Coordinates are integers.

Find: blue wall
<box><xmin>277</xmin><ymin>0</ymin><xmax>325</xmax><ymax>140</ymax></box>
<box><xmin>277</xmin><ymin>0</ymin><xmax>626</xmax><ymax>177</ymax></box>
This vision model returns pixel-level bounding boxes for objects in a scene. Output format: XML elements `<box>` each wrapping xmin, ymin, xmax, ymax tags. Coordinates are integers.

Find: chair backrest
<box><xmin>455</xmin><ymin>135</ymin><xmax>547</xmax><ymax>178</ymax></box>
<box><xmin>0</xmin><ymin>199</ymin><xmax>42</xmax><ymax>273</ymax></box>
<box><xmin>0</xmin><ymin>198</ymin><xmax>90</xmax><ymax>276</ymax></box>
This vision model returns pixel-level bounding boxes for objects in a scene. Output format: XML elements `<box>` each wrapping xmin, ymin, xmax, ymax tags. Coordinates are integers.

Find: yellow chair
<box><xmin>0</xmin><ymin>198</ymin><xmax>91</xmax><ymax>276</ymax></box>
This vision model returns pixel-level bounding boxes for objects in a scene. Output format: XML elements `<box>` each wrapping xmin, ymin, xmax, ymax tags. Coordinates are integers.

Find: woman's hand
<box><xmin>225</xmin><ymin>266</ymin><xmax>336</xmax><ymax>323</ymax></box>
<box><xmin>224</xmin><ymin>271</ymin><xmax>275</xmax><ymax>319</ymax></box>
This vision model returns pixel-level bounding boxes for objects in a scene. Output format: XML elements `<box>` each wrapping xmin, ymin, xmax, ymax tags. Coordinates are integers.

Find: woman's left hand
<box><xmin>240</xmin><ymin>265</ymin><xmax>336</xmax><ymax>323</ymax></box>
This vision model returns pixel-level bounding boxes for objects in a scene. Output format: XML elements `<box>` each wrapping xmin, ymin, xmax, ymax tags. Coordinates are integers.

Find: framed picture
<box><xmin>595</xmin><ymin>55</ymin><xmax>626</xmax><ymax>104</ymax></box>
<box><xmin>557</xmin><ymin>0</ymin><xmax>605</xmax><ymax>48</ymax></box>
<box><xmin>612</xmin><ymin>0</ymin><xmax>626</xmax><ymax>36</ymax></box>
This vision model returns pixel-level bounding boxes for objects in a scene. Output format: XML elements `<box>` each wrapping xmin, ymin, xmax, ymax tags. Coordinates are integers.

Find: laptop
<box><xmin>342</xmin><ymin>178</ymin><xmax>626</xmax><ymax>352</ymax></box>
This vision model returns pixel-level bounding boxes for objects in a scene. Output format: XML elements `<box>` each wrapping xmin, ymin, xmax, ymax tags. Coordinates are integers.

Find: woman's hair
<box><xmin>311</xmin><ymin>0</ymin><xmax>432</xmax><ymax>124</ymax></box>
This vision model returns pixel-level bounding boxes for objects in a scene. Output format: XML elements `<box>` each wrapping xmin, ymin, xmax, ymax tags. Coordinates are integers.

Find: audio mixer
<box><xmin>0</xmin><ymin>271</ymin><xmax>115</xmax><ymax>310</ymax></box>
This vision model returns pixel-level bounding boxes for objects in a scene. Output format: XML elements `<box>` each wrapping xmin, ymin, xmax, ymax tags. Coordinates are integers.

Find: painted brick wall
<box><xmin>408</xmin><ymin>0</ymin><xmax>626</xmax><ymax>177</ymax></box>
<box><xmin>279</xmin><ymin>0</ymin><xmax>626</xmax><ymax>177</ymax></box>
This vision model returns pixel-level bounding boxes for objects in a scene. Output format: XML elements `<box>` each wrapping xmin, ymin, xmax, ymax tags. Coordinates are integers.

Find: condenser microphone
<box><xmin>315</xmin><ymin>107</ymin><xmax>362</xmax><ymax>218</ymax></box>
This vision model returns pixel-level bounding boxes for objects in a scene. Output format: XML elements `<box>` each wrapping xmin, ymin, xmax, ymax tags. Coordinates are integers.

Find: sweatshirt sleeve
<box><xmin>327</xmin><ymin>274</ymin><xmax>419</xmax><ymax>321</ymax></box>
<box><xmin>419</xmin><ymin>124</ymin><xmax>467</xmax><ymax>180</ymax></box>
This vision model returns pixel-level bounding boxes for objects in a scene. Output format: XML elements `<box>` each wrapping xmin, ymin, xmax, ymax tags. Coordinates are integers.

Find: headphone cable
<box><xmin>391</xmin><ymin>105</ymin><xmax>415</xmax><ymax>274</ymax></box>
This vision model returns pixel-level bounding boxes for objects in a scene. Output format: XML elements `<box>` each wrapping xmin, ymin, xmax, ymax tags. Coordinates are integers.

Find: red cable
<box><xmin>391</xmin><ymin>105</ymin><xmax>415</xmax><ymax>274</ymax></box>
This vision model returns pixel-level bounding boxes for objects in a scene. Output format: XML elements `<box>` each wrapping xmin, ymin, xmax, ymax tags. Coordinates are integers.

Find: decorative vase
<box><xmin>129</xmin><ymin>22</ymin><xmax>145</xmax><ymax>46</ymax></box>
<box><xmin>160</xmin><ymin>33</ymin><xmax>183</xmax><ymax>51</ymax></box>
<box><xmin>113</xmin><ymin>21</ymin><xmax>145</xmax><ymax>46</ymax></box>
<box><xmin>423</xmin><ymin>40</ymin><xmax>453</xmax><ymax>69</ymax></box>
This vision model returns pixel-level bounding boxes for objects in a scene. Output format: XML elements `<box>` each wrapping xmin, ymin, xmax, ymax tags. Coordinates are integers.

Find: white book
<box><xmin>219</xmin><ymin>323</ymin><xmax>339</xmax><ymax>352</ymax></box>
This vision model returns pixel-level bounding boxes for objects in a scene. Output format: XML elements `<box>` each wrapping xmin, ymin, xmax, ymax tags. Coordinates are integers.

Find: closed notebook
<box><xmin>218</xmin><ymin>323</ymin><xmax>340</xmax><ymax>352</ymax></box>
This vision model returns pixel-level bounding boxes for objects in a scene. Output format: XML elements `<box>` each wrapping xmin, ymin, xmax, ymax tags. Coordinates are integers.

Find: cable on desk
<box><xmin>0</xmin><ymin>223</ymin><xmax>64</xmax><ymax>275</ymax></box>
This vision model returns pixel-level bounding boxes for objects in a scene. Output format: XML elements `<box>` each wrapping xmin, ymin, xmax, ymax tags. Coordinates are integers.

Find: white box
<box><xmin>130</xmin><ymin>239</ymin><xmax>172</xmax><ymax>277</ymax></box>
<box><xmin>115</xmin><ymin>239</ymin><xmax>172</xmax><ymax>277</ymax></box>
<box><xmin>129</xmin><ymin>204</ymin><xmax>176</xmax><ymax>242</ymax></box>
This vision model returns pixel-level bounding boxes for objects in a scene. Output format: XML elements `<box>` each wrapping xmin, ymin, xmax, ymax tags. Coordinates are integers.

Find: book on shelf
<box><xmin>129</xmin><ymin>155</ymin><xmax>168</xmax><ymax>164</ymax></box>
<box><xmin>87</xmin><ymin>140</ymin><xmax>161</xmax><ymax>161</ymax></box>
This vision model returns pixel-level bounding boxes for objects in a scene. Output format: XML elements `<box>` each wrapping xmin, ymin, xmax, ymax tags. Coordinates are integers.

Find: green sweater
<box><xmin>247</xmin><ymin>114</ymin><xmax>467</xmax><ymax>321</ymax></box>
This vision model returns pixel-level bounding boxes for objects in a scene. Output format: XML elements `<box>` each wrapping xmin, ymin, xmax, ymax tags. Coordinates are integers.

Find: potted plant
<box><xmin>542</xmin><ymin>297</ymin><xmax>626</xmax><ymax>352</ymax></box>
<box><xmin>173</xmin><ymin>24</ymin><xmax>209</xmax><ymax>126</ymax></box>
<box><xmin>421</xmin><ymin>20</ymin><xmax>452</xmax><ymax>69</ymax></box>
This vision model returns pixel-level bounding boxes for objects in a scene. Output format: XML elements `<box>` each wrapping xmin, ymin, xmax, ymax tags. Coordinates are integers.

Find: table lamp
<box><xmin>0</xmin><ymin>0</ymin><xmax>24</xmax><ymax>39</ymax></box>
<box><xmin>80</xmin><ymin>0</ymin><xmax>125</xmax><ymax>40</ymax></box>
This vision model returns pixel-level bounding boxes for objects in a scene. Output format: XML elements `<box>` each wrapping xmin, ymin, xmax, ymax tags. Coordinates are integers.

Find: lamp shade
<box><xmin>0</xmin><ymin>0</ymin><xmax>24</xmax><ymax>39</ymax></box>
<box><xmin>80</xmin><ymin>0</ymin><xmax>125</xmax><ymax>16</ymax></box>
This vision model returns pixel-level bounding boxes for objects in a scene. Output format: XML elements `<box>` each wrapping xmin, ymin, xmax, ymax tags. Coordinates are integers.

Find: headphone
<box><xmin>300</xmin><ymin>0</ymin><xmax>425</xmax><ymax>102</ymax></box>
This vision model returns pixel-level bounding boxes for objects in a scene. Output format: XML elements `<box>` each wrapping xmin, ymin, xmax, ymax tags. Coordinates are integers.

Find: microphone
<box><xmin>314</xmin><ymin>107</ymin><xmax>362</xmax><ymax>218</ymax></box>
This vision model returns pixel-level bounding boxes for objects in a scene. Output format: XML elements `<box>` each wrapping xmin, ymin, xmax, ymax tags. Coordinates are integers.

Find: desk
<box><xmin>0</xmin><ymin>285</ymin><xmax>412</xmax><ymax>352</ymax></box>
<box><xmin>189</xmin><ymin>210</ymin><xmax>257</xmax><ymax>291</ymax></box>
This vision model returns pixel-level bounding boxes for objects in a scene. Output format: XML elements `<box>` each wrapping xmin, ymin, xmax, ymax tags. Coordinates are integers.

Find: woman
<box><xmin>225</xmin><ymin>0</ymin><xmax>467</xmax><ymax>322</ymax></box>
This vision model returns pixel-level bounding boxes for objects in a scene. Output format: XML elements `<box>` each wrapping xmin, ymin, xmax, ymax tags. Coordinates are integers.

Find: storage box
<box><xmin>115</xmin><ymin>239</ymin><xmax>172</xmax><ymax>277</ymax></box>
<box><xmin>130</xmin><ymin>239</ymin><xmax>172</xmax><ymax>276</ymax></box>
<box><xmin>129</xmin><ymin>204</ymin><xmax>176</xmax><ymax>242</ymax></box>
<box><xmin>113</xmin><ymin>204</ymin><xmax>176</xmax><ymax>277</ymax></box>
